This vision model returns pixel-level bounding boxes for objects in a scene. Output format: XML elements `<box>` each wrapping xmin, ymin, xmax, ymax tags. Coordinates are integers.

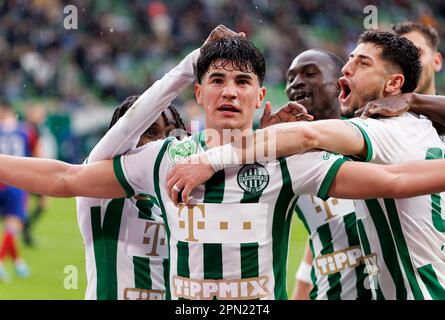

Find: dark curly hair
<box><xmin>197</xmin><ymin>36</ymin><xmax>266</xmax><ymax>85</ymax></box>
<box><xmin>358</xmin><ymin>31</ymin><xmax>421</xmax><ymax>93</ymax></box>
<box><xmin>393</xmin><ymin>21</ymin><xmax>440</xmax><ymax>51</ymax></box>
<box><xmin>108</xmin><ymin>95</ymin><xmax>186</xmax><ymax>138</ymax></box>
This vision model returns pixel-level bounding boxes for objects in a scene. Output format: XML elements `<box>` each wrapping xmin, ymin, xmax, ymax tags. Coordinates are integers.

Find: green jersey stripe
<box><xmin>383</xmin><ymin>199</ymin><xmax>424</xmax><ymax>299</ymax></box>
<box><xmin>347</xmin><ymin>120</ymin><xmax>373</xmax><ymax>162</ymax></box>
<box><xmin>343</xmin><ymin>213</ymin><xmax>372</xmax><ymax>300</ymax></box>
<box><xmin>204</xmin><ymin>170</ymin><xmax>225</xmax><ymax>203</ymax></box>
<box><xmin>357</xmin><ymin>219</ymin><xmax>385</xmax><ymax>300</ymax></box>
<box><xmin>203</xmin><ymin>170</ymin><xmax>225</xmax><ymax>280</ymax></box>
<box><xmin>241</xmin><ymin>243</ymin><xmax>259</xmax><ymax>278</ymax></box>
<box><xmin>238</xmin><ymin>164</ymin><xmax>263</xmax><ymax>281</ymax></box>
<box><xmin>163</xmin><ymin>258</ymin><xmax>169</xmax><ymax>293</ymax></box>
<box><xmin>417</xmin><ymin>264</ymin><xmax>445</xmax><ymax>299</ymax></box>
<box><xmin>365</xmin><ymin>199</ymin><xmax>407</xmax><ymax>299</ymax></box>
<box><xmin>113</xmin><ymin>156</ymin><xmax>135</xmax><ymax>198</ymax></box>
<box><xmin>294</xmin><ymin>202</ymin><xmax>311</xmax><ymax>235</ymax></box>
<box><xmin>425</xmin><ymin>148</ymin><xmax>445</xmax><ymax>232</ymax></box>
<box><xmin>272</xmin><ymin>159</ymin><xmax>298</xmax><ymax>299</ymax></box>
<box><xmin>318</xmin><ymin>223</ymin><xmax>342</xmax><ymax>300</ymax></box>
<box><xmin>177</xmin><ymin>241</ymin><xmax>190</xmax><ymax>277</ymax></box>
<box><xmin>91</xmin><ymin>198</ymin><xmax>125</xmax><ymax>300</ymax></box>
<box><xmin>153</xmin><ymin>138</ymin><xmax>174</xmax><ymax>299</ymax></box>
<box><xmin>136</xmin><ymin>195</ymin><xmax>159</xmax><ymax>220</ymax></box>
<box><xmin>317</xmin><ymin>158</ymin><xmax>346</xmax><ymax>200</ymax></box>
<box><xmin>308</xmin><ymin>239</ymin><xmax>318</xmax><ymax>299</ymax></box>
<box><xmin>90</xmin><ymin>206</ymin><xmax>109</xmax><ymax>300</ymax></box>
<box><xmin>203</xmin><ymin>244</ymin><xmax>223</xmax><ymax>279</ymax></box>
<box><xmin>133</xmin><ymin>257</ymin><xmax>152</xmax><ymax>289</ymax></box>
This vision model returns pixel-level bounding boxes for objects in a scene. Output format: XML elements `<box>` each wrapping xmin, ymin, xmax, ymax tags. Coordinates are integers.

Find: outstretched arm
<box><xmin>0</xmin><ymin>155</ymin><xmax>125</xmax><ymax>199</ymax></box>
<box><xmin>358</xmin><ymin>93</ymin><xmax>445</xmax><ymax>134</ymax></box>
<box><xmin>328</xmin><ymin>159</ymin><xmax>445</xmax><ymax>199</ymax></box>
<box><xmin>165</xmin><ymin>120</ymin><xmax>367</xmax><ymax>203</ymax></box>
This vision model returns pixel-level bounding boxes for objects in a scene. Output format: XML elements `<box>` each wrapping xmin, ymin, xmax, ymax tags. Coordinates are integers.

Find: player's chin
<box><xmin>217</xmin><ymin>118</ymin><xmax>243</xmax><ymax>130</ymax></box>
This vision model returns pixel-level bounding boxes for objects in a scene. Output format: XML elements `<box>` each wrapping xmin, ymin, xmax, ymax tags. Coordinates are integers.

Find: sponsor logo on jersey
<box><xmin>172</xmin><ymin>202</ymin><xmax>268</xmax><ymax>243</ymax></box>
<box><xmin>172</xmin><ymin>275</ymin><xmax>270</xmax><ymax>300</ymax></box>
<box><xmin>168</xmin><ymin>139</ymin><xmax>197</xmax><ymax>164</ymax></box>
<box><xmin>237</xmin><ymin>164</ymin><xmax>269</xmax><ymax>194</ymax></box>
<box><xmin>124</xmin><ymin>288</ymin><xmax>165</xmax><ymax>300</ymax></box>
<box><xmin>315</xmin><ymin>246</ymin><xmax>378</xmax><ymax>276</ymax></box>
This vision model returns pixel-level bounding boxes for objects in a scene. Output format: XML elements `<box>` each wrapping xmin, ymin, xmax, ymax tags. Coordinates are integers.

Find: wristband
<box><xmin>295</xmin><ymin>261</ymin><xmax>313</xmax><ymax>285</ymax></box>
<box><xmin>205</xmin><ymin>143</ymin><xmax>240</xmax><ymax>172</ymax></box>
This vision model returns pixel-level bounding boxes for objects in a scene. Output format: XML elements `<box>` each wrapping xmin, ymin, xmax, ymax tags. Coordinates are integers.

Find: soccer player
<box><xmin>76</xmin><ymin>25</ymin><xmax>239</xmax><ymax>300</ymax></box>
<box><xmin>357</xmin><ymin>22</ymin><xmax>445</xmax><ymax>138</ymax></box>
<box><xmin>2</xmin><ymin>33</ymin><xmax>445</xmax><ymax>300</ymax></box>
<box><xmin>394</xmin><ymin>22</ymin><xmax>442</xmax><ymax>96</ymax></box>
<box><xmin>282</xmin><ymin>49</ymin><xmax>368</xmax><ymax>300</ymax></box>
<box><xmin>78</xmin><ymin>99</ymin><xmax>186</xmax><ymax>300</ymax></box>
<box><xmin>170</xmin><ymin>31</ymin><xmax>445</xmax><ymax>299</ymax></box>
<box><xmin>0</xmin><ymin>102</ymin><xmax>35</xmax><ymax>281</ymax></box>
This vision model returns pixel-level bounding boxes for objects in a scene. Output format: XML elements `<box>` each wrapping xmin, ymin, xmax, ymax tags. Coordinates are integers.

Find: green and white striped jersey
<box><xmin>348</xmin><ymin>113</ymin><xmax>445</xmax><ymax>300</ymax></box>
<box><xmin>114</xmin><ymin>132</ymin><xmax>347</xmax><ymax>300</ymax></box>
<box><xmin>77</xmin><ymin>194</ymin><xmax>168</xmax><ymax>300</ymax></box>
<box><xmin>295</xmin><ymin>196</ymin><xmax>372</xmax><ymax>300</ymax></box>
<box><xmin>76</xmin><ymin>48</ymin><xmax>199</xmax><ymax>300</ymax></box>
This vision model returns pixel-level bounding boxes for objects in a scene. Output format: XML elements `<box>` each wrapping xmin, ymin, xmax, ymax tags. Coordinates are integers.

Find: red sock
<box><xmin>0</xmin><ymin>231</ymin><xmax>18</xmax><ymax>261</ymax></box>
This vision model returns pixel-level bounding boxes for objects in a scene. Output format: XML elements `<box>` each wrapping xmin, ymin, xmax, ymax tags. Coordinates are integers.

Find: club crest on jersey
<box><xmin>237</xmin><ymin>164</ymin><xmax>270</xmax><ymax>194</ymax></box>
<box><xmin>168</xmin><ymin>139</ymin><xmax>197</xmax><ymax>164</ymax></box>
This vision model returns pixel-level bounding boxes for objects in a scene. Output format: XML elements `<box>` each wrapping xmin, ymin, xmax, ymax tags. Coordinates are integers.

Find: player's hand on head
<box><xmin>260</xmin><ymin>101</ymin><xmax>314</xmax><ymax>129</ymax></box>
<box><xmin>202</xmin><ymin>25</ymin><xmax>246</xmax><ymax>48</ymax></box>
<box><xmin>166</xmin><ymin>154</ymin><xmax>215</xmax><ymax>206</ymax></box>
<box><xmin>357</xmin><ymin>93</ymin><xmax>413</xmax><ymax>119</ymax></box>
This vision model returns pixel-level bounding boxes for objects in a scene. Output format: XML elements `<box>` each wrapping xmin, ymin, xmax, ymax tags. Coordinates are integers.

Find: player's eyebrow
<box><xmin>349</xmin><ymin>53</ymin><xmax>373</xmax><ymax>63</ymax></box>
<box><xmin>208</xmin><ymin>72</ymin><xmax>226</xmax><ymax>79</ymax></box>
<box><xmin>287</xmin><ymin>63</ymin><xmax>319</xmax><ymax>77</ymax></box>
<box><xmin>235</xmin><ymin>74</ymin><xmax>253</xmax><ymax>81</ymax></box>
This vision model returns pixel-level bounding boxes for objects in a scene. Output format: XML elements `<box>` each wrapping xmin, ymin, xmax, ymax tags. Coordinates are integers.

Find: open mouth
<box><xmin>338</xmin><ymin>78</ymin><xmax>352</xmax><ymax>104</ymax></box>
<box><xmin>217</xmin><ymin>105</ymin><xmax>240</xmax><ymax>113</ymax></box>
<box><xmin>292</xmin><ymin>91</ymin><xmax>312</xmax><ymax>106</ymax></box>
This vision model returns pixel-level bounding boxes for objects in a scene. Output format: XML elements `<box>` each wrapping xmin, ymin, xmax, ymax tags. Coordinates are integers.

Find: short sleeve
<box><xmin>286</xmin><ymin>150</ymin><xmax>347</xmax><ymax>200</ymax></box>
<box><xmin>346</xmin><ymin>118</ymin><xmax>401</xmax><ymax>164</ymax></box>
<box><xmin>113</xmin><ymin>139</ymin><xmax>171</xmax><ymax>198</ymax></box>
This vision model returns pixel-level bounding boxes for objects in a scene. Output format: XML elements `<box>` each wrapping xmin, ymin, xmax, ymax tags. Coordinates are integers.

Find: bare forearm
<box><xmin>329</xmin><ymin>159</ymin><xmax>445</xmax><ymax>199</ymax></box>
<box><xmin>0</xmin><ymin>155</ymin><xmax>124</xmax><ymax>198</ymax></box>
<box><xmin>410</xmin><ymin>93</ymin><xmax>445</xmax><ymax>129</ymax></box>
<box><xmin>232</xmin><ymin>120</ymin><xmax>365</xmax><ymax>163</ymax></box>
<box><xmin>0</xmin><ymin>155</ymin><xmax>74</xmax><ymax>197</ymax></box>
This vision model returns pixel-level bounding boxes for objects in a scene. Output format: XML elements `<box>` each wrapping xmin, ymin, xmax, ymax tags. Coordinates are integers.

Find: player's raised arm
<box><xmin>0</xmin><ymin>154</ymin><xmax>125</xmax><ymax>199</ymax></box>
<box><xmin>89</xmin><ymin>25</ymin><xmax>243</xmax><ymax>162</ymax></box>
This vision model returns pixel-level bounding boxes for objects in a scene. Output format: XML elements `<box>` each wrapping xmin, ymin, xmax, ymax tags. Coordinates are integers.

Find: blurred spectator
<box><xmin>0</xmin><ymin>0</ymin><xmax>444</xmax><ymax>160</ymax></box>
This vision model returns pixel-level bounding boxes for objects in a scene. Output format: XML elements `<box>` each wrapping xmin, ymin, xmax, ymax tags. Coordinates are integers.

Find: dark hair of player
<box><xmin>358</xmin><ymin>31</ymin><xmax>421</xmax><ymax>93</ymax></box>
<box><xmin>196</xmin><ymin>36</ymin><xmax>266</xmax><ymax>85</ymax></box>
<box><xmin>108</xmin><ymin>95</ymin><xmax>187</xmax><ymax>138</ymax></box>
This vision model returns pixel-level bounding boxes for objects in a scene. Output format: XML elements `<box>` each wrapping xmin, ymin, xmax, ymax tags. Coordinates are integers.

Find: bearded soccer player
<box><xmin>281</xmin><ymin>50</ymin><xmax>368</xmax><ymax>300</ymax></box>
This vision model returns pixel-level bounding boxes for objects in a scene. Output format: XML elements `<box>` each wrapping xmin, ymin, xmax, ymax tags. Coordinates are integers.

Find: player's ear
<box><xmin>195</xmin><ymin>83</ymin><xmax>203</xmax><ymax>105</ymax></box>
<box><xmin>383</xmin><ymin>73</ymin><xmax>404</xmax><ymax>95</ymax></box>
<box><xmin>434</xmin><ymin>52</ymin><xmax>443</xmax><ymax>73</ymax></box>
<box><xmin>256</xmin><ymin>87</ymin><xmax>266</xmax><ymax>109</ymax></box>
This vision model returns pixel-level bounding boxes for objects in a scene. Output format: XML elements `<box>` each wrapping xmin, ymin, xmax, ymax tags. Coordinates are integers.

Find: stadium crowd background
<box><xmin>1</xmin><ymin>0</ymin><xmax>445</xmax><ymax>161</ymax></box>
